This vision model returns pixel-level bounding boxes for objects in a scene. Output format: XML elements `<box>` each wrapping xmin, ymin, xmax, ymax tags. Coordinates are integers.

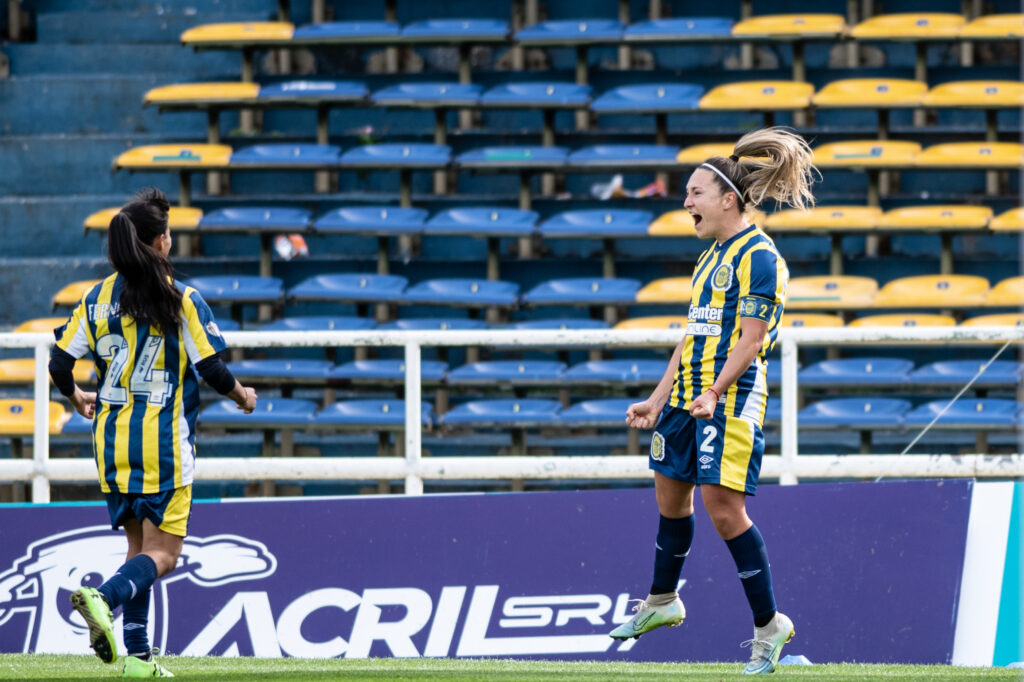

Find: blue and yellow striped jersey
<box><xmin>54</xmin><ymin>273</ymin><xmax>228</xmax><ymax>494</ymax></box>
<box><xmin>670</xmin><ymin>225</ymin><xmax>788</xmax><ymax>425</ymax></box>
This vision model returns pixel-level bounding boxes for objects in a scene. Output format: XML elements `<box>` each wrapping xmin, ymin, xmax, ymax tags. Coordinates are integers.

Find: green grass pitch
<box><xmin>1</xmin><ymin>655</ymin><xmax>1021</xmax><ymax>680</ymax></box>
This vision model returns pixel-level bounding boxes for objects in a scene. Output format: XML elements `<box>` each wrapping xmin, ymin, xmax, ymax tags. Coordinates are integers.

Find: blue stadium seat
<box><xmin>378</xmin><ymin>318</ymin><xmax>489</xmax><ymax>330</ymax></box>
<box><xmin>401</xmin><ymin>18</ymin><xmax>509</xmax><ymax>41</ymax></box>
<box><xmin>329</xmin><ymin>360</ymin><xmax>448</xmax><ymax>383</ymax></box>
<box><xmin>560</xmin><ymin>398</ymin><xmax>634</xmax><ymax>426</ymax></box>
<box><xmin>61</xmin><ymin>412</ymin><xmax>92</xmax><ymax>435</ymax></box>
<box><xmin>590</xmin><ymin>84</ymin><xmax>703</xmax><ymax>113</ymax></box>
<box><xmin>216</xmin><ymin>319</ymin><xmax>241</xmax><ymax>332</ymax></box>
<box><xmin>425</xmin><ymin>208</ymin><xmax>538</xmax><ymax>237</ymax></box>
<box><xmin>441</xmin><ymin>399</ymin><xmax>562</xmax><ymax>426</ymax></box>
<box><xmin>563</xmin><ymin>359</ymin><xmax>664</xmax><ymax>384</ymax></box>
<box><xmin>289</xmin><ymin>274</ymin><xmax>407</xmax><ymax>302</ymax></box>
<box><xmin>764</xmin><ymin>399</ymin><xmax>781</xmax><ymax>425</ymax></box>
<box><xmin>447</xmin><ymin>360</ymin><xmax>566</xmax><ymax>385</ymax></box>
<box><xmin>315</xmin><ymin>400</ymin><xmax>435</xmax><ymax>428</ymax></box>
<box><xmin>199</xmin><ymin>398</ymin><xmax>318</xmax><ymax>427</ymax></box>
<box><xmin>522</xmin><ymin>278</ymin><xmax>641</xmax><ymax>305</ymax></box>
<box><xmin>798</xmin><ymin>397</ymin><xmax>911</xmax><ymax>428</ymax></box>
<box><xmin>402</xmin><ymin>279</ymin><xmax>519</xmax><ymax>307</ymax></box>
<box><xmin>480</xmin><ymin>82</ymin><xmax>591</xmax><ymax>108</ymax></box>
<box><xmin>516</xmin><ymin>19</ymin><xmax>623</xmax><ymax>44</ymax></box>
<box><xmin>509</xmin><ymin>319</ymin><xmax>609</xmax><ymax>330</ymax></box>
<box><xmin>908</xmin><ymin>360</ymin><xmax>1021</xmax><ymax>387</ymax></box>
<box><xmin>624</xmin><ymin>17</ymin><xmax>735</xmax><ymax>41</ymax></box>
<box><xmin>456</xmin><ymin>146</ymin><xmax>568</xmax><ymax>169</ymax></box>
<box><xmin>766</xmin><ymin>360</ymin><xmax>782</xmax><ymax>387</ymax></box>
<box><xmin>799</xmin><ymin>358</ymin><xmax>914</xmax><ymax>387</ymax></box>
<box><xmin>260</xmin><ymin>316</ymin><xmax>376</xmax><ymax>331</ymax></box>
<box><xmin>314</xmin><ymin>206</ymin><xmax>427</xmax><ymax>235</ymax></box>
<box><xmin>199</xmin><ymin>207</ymin><xmax>312</xmax><ymax>232</ymax></box>
<box><xmin>371</xmin><ymin>82</ymin><xmax>482</xmax><ymax>107</ymax></box>
<box><xmin>340</xmin><ymin>144</ymin><xmax>451</xmax><ymax>168</ymax></box>
<box><xmin>568</xmin><ymin>145</ymin><xmax>680</xmax><ymax>168</ymax></box>
<box><xmin>257</xmin><ymin>80</ymin><xmax>368</xmax><ymax>102</ymax></box>
<box><xmin>291</xmin><ymin>21</ymin><xmax>399</xmax><ymax>41</ymax></box>
<box><xmin>230</xmin><ymin>144</ymin><xmax>341</xmax><ymax>166</ymax></box>
<box><xmin>903</xmin><ymin>399</ymin><xmax>1020</xmax><ymax>429</ymax></box>
<box><xmin>227</xmin><ymin>359</ymin><xmax>333</xmax><ymax>381</ymax></box>
<box><xmin>539</xmin><ymin>209</ymin><xmax>653</xmax><ymax>237</ymax></box>
<box><xmin>185</xmin><ymin>276</ymin><xmax>284</xmax><ymax>303</ymax></box>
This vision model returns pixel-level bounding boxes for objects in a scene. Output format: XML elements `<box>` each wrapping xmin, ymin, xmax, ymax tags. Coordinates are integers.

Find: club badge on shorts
<box><xmin>650</xmin><ymin>431</ymin><xmax>666</xmax><ymax>461</ymax></box>
<box><xmin>711</xmin><ymin>262</ymin><xmax>734</xmax><ymax>291</ymax></box>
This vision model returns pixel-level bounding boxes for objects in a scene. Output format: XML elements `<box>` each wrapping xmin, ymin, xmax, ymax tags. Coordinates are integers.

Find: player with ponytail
<box><xmin>611</xmin><ymin>128</ymin><xmax>818</xmax><ymax>675</ymax></box>
<box><xmin>50</xmin><ymin>187</ymin><xmax>258</xmax><ymax>677</ymax></box>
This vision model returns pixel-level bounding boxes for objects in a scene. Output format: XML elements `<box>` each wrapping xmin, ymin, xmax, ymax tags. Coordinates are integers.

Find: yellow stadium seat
<box><xmin>114</xmin><ymin>144</ymin><xmax>233</xmax><ymax>170</ymax></box>
<box><xmin>876</xmin><ymin>205</ymin><xmax>992</xmax><ymax>231</ymax></box>
<box><xmin>635</xmin><ymin>278</ymin><xmax>693</xmax><ymax>303</ymax></box>
<box><xmin>51</xmin><ymin>280</ymin><xmax>102</xmax><ymax>309</ymax></box>
<box><xmin>922</xmin><ymin>80</ymin><xmax>1024</xmax><ymax>109</ymax></box>
<box><xmin>699</xmin><ymin>81</ymin><xmax>814</xmax><ymax>111</ymax></box>
<box><xmin>614</xmin><ymin>316</ymin><xmax>687</xmax><ymax>330</ymax></box>
<box><xmin>648</xmin><ymin>211</ymin><xmax>697</xmax><ymax>236</ymax></box>
<box><xmin>84</xmin><ymin>206</ymin><xmax>203</xmax><ymax>233</ymax></box>
<box><xmin>851</xmin><ymin>13</ymin><xmax>965</xmax><ymax>40</ymax></box>
<box><xmin>873</xmin><ymin>275</ymin><xmax>989</xmax><ymax>307</ymax></box>
<box><xmin>732</xmin><ymin>14</ymin><xmax>846</xmax><ymax>38</ymax></box>
<box><xmin>0</xmin><ymin>359</ymin><xmax>95</xmax><ymax>385</ymax></box>
<box><xmin>786</xmin><ymin>276</ymin><xmax>878</xmax><ymax>309</ymax></box>
<box><xmin>14</xmin><ymin>318</ymin><xmax>70</xmax><ymax>334</ymax></box>
<box><xmin>961</xmin><ymin>313</ymin><xmax>1024</xmax><ymax>327</ymax></box>
<box><xmin>985</xmin><ymin>276</ymin><xmax>1024</xmax><ymax>306</ymax></box>
<box><xmin>144</xmin><ymin>82</ymin><xmax>261</xmax><ymax>106</ymax></box>
<box><xmin>848</xmin><ymin>313</ymin><xmax>957</xmax><ymax>327</ymax></box>
<box><xmin>0</xmin><ymin>399</ymin><xmax>69</xmax><ymax>435</ymax></box>
<box><xmin>779</xmin><ymin>313</ymin><xmax>844</xmax><ymax>328</ymax></box>
<box><xmin>989</xmin><ymin>208</ymin><xmax>1024</xmax><ymax>231</ymax></box>
<box><xmin>915</xmin><ymin>142</ymin><xmax>1024</xmax><ymax>169</ymax></box>
<box><xmin>960</xmin><ymin>14</ymin><xmax>1024</xmax><ymax>38</ymax></box>
<box><xmin>812</xmin><ymin>78</ymin><xmax>926</xmax><ymax>108</ymax></box>
<box><xmin>765</xmin><ymin>206</ymin><xmax>880</xmax><ymax>232</ymax></box>
<box><xmin>812</xmin><ymin>140</ymin><xmax>920</xmax><ymax>168</ymax></box>
<box><xmin>676</xmin><ymin>144</ymin><xmax>735</xmax><ymax>166</ymax></box>
<box><xmin>180</xmin><ymin>21</ymin><xmax>295</xmax><ymax>45</ymax></box>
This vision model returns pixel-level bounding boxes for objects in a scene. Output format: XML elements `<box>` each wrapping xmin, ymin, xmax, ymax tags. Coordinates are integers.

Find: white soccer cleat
<box><xmin>741</xmin><ymin>612</ymin><xmax>795</xmax><ymax>675</ymax></box>
<box><xmin>608</xmin><ymin>596</ymin><xmax>685</xmax><ymax>640</ymax></box>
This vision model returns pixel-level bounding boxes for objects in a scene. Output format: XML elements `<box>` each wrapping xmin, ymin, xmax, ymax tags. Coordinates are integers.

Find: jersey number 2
<box><xmin>96</xmin><ymin>334</ymin><xmax>172</xmax><ymax>406</ymax></box>
<box><xmin>700</xmin><ymin>425</ymin><xmax>717</xmax><ymax>453</ymax></box>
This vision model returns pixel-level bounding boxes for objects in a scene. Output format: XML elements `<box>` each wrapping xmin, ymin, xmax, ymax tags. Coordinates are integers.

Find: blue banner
<box><xmin>0</xmin><ymin>480</ymin><xmax>971</xmax><ymax>663</ymax></box>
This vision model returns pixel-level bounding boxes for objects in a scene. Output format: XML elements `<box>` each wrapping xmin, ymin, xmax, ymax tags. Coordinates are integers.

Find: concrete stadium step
<box><xmin>5</xmin><ymin>43</ymin><xmax>241</xmax><ymax>77</ymax></box>
<box><xmin>36</xmin><ymin>9</ymin><xmax>273</xmax><ymax>44</ymax></box>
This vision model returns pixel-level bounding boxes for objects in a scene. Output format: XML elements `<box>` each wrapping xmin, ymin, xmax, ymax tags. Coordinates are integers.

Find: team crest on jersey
<box><xmin>650</xmin><ymin>431</ymin><xmax>666</xmax><ymax>462</ymax></box>
<box><xmin>711</xmin><ymin>263</ymin><xmax>734</xmax><ymax>291</ymax></box>
<box><xmin>206</xmin><ymin>321</ymin><xmax>221</xmax><ymax>337</ymax></box>
<box><xmin>742</xmin><ymin>299</ymin><xmax>756</xmax><ymax>315</ymax></box>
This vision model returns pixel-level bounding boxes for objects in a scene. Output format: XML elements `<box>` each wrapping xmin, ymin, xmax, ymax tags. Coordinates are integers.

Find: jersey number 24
<box><xmin>96</xmin><ymin>334</ymin><xmax>172</xmax><ymax>406</ymax></box>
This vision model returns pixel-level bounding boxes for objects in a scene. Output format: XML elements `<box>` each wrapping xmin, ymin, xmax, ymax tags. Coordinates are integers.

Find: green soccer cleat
<box><xmin>608</xmin><ymin>596</ymin><xmax>685</xmax><ymax>640</ymax></box>
<box><xmin>69</xmin><ymin>587</ymin><xmax>117</xmax><ymax>664</ymax></box>
<box><xmin>741</xmin><ymin>612</ymin><xmax>795</xmax><ymax>675</ymax></box>
<box><xmin>122</xmin><ymin>655</ymin><xmax>174</xmax><ymax>678</ymax></box>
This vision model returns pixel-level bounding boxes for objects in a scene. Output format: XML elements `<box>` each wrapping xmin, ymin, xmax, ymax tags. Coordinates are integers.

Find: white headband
<box><xmin>699</xmin><ymin>162</ymin><xmax>742</xmax><ymax>200</ymax></box>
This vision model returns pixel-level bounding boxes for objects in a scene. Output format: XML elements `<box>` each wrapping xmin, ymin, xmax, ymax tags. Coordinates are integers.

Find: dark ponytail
<box><xmin>107</xmin><ymin>187</ymin><xmax>182</xmax><ymax>335</ymax></box>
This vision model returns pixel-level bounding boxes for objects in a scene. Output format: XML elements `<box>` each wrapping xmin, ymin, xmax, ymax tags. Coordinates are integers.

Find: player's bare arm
<box><xmin>689</xmin><ymin>317</ymin><xmax>768</xmax><ymax>420</ymax></box>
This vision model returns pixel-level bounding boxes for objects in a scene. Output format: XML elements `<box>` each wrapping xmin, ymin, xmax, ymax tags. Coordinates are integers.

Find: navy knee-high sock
<box><xmin>98</xmin><ymin>554</ymin><xmax>158</xmax><ymax>611</ymax></box>
<box><xmin>122</xmin><ymin>587</ymin><xmax>151</xmax><ymax>657</ymax></box>
<box><xmin>725</xmin><ymin>524</ymin><xmax>777</xmax><ymax>627</ymax></box>
<box><xmin>650</xmin><ymin>514</ymin><xmax>695</xmax><ymax>594</ymax></box>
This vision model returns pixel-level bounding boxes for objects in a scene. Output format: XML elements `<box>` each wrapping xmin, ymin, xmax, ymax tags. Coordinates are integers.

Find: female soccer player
<box><xmin>49</xmin><ymin>187</ymin><xmax>258</xmax><ymax>678</ymax></box>
<box><xmin>610</xmin><ymin>127</ymin><xmax>817</xmax><ymax>675</ymax></box>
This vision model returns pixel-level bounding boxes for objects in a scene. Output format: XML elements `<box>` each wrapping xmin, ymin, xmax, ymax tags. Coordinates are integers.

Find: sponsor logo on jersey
<box><xmin>685</xmin><ymin>322</ymin><xmax>722</xmax><ymax>337</ymax></box>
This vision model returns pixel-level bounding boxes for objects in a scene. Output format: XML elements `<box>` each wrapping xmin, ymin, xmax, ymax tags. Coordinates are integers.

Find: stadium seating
<box><xmin>786</xmin><ymin>276</ymin><xmax>879</xmax><ymax>311</ymax></box>
<box><xmin>812</xmin><ymin>79</ymin><xmax>925</xmax><ymax>137</ymax></box>
<box><xmin>848</xmin><ymin>313</ymin><xmax>958</xmax><ymax>328</ymax></box>
<box><xmin>0</xmin><ymin>399</ymin><xmax>71</xmax><ymax>436</ymax></box>
<box><xmin>872</xmin><ymin>275</ymin><xmax>989</xmax><ymax>309</ymax></box>
<box><xmin>199</xmin><ymin>208</ymin><xmax>312</xmax><ymax>277</ymax></box>
<box><xmin>903</xmin><ymin>398</ymin><xmax>1020</xmax><ymax>429</ymax></box>
<box><xmin>314</xmin><ymin>400</ymin><xmax>436</xmax><ymax>429</ymax></box>
<box><xmin>989</xmin><ymin>208</ymin><xmax>1024</xmax><ymax>231</ymax></box>
<box><xmin>798</xmin><ymin>397</ymin><xmax>911</xmax><ymax>451</ymax></box>
<box><xmin>50</xmin><ymin>280</ymin><xmax>102</xmax><ymax>311</ymax></box>
<box><xmin>0</xmin><ymin>358</ymin><xmax>94</xmax><ymax>385</ymax></box>
<box><xmin>614</xmin><ymin>316</ymin><xmax>686</xmax><ymax>330</ymax></box>
<box><xmin>84</xmin><ymin>206</ymin><xmax>203</xmax><ymax>235</ymax></box>
<box><xmin>985</xmin><ymin>276</ymin><xmax>1024</xmax><ymax>307</ymax></box>
<box><xmin>635</xmin><ymin>278</ymin><xmax>693</xmax><ymax>304</ymax></box>
<box><xmin>563</xmin><ymin>360</ymin><xmax>664</xmax><ymax>385</ymax></box>
<box><xmin>799</xmin><ymin>358</ymin><xmax>914</xmax><ymax>387</ymax></box>
<box><xmin>447</xmin><ymin>361</ymin><xmax>566</xmax><ymax>386</ymax></box>
<box><xmin>909</xmin><ymin>360</ymin><xmax>1020</xmax><ymax>388</ymax></box>
<box><xmin>698</xmin><ymin>81</ymin><xmax>814</xmax><ymax>127</ymax></box>
<box><xmin>314</xmin><ymin>207</ymin><xmax>427</xmax><ymax>275</ymax></box>
<box><xmin>780</xmin><ymin>313</ymin><xmax>845</xmax><ymax>328</ymax></box>
<box><xmin>329</xmin><ymin>360</ymin><xmax>448</xmax><ymax>384</ymax></box>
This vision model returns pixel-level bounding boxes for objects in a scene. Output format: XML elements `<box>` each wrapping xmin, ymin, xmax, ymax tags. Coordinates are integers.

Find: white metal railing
<box><xmin>1</xmin><ymin>326</ymin><xmax>1022</xmax><ymax>503</ymax></box>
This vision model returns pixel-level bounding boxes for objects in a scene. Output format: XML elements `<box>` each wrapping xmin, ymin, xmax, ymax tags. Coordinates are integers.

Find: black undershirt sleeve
<box><xmin>195</xmin><ymin>354</ymin><xmax>238</xmax><ymax>395</ymax></box>
<box><xmin>48</xmin><ymin>346</ymin><xmax>77</xmax><ymax>397</ymax></box>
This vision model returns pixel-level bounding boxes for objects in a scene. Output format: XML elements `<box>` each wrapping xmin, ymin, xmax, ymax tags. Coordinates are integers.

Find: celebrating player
<box><xmin>49</xmin><ymin>187</ymin><xmax>258</xmax><ymax>678</ymax></box>
<box><xmin>611</xmin><ymin>127</ymin><xmax>817</xmax><ymax>675</ymax></box>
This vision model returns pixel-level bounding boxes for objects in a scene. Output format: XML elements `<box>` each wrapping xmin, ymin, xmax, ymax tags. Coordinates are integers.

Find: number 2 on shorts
<box><xmin>700</xmin><ymin>424</ymin><xmax>717</xmax><ymax>453</ymax></box>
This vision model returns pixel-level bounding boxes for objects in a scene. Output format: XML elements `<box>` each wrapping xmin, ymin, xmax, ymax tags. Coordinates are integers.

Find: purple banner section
<box><xmin>0</xmin><ymin>480</ymin><xmax>970</xmax><ymax>664</ymax></box>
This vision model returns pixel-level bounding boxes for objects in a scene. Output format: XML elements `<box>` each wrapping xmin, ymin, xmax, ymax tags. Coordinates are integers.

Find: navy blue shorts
<box><xmin>105</xmin><ymin>486</ymin><xmax>192</xmax><ymax>537</ymax></box>
<box><xmin>649</xmin><ymin>405</ymin><xmax>764</xmax><ymax>495</ymax></box>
